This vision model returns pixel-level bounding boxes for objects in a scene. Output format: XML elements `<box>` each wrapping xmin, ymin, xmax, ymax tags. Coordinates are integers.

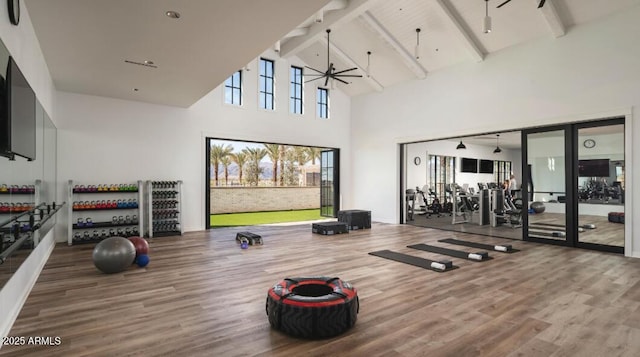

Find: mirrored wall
<box><xmin>0</xmin><ymin>37</ymin><xmax>58</xmax><ymax>289</ymax></box>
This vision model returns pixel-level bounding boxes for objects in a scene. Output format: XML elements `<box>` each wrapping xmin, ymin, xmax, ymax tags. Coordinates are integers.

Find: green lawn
<box><xmin>210</xmin><ymin>209</ymin><xmax>323</xmax><ymax>227</ymax></box>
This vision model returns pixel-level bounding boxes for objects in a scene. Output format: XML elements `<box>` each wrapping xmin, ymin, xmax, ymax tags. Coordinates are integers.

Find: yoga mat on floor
<box><xmin>368</xmin><ymin>250</ymin><xmax>458</xmax><ymax>272</ymax></box>
<box><xmin>532</xmin><ymin>222</ymin><xmax>596</xmax><ymax>229</ymax></box>
<box><xmin>530</xmin><ymin>224</ymin><xmax>585</xmax><ymax>233</ymax></box>
<box><xmin>528</xmin><ymin>230</ymin><xmax>566</xmax><ymax>238</ymax></box>
<box><xmin>408</xmin><ymin>244</ymin><xmax>493</xmax><ymax>262</ymax></box>
<box><xmin>438</xmin><ymin>238</ymin><xmax>519</xmax><ymax>253</ymax></box>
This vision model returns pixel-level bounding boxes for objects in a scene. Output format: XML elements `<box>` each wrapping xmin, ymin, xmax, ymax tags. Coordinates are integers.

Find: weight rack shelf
<box><xmin>67</xmin><ymin>180</ymin><xmax>143</xmax><ymax>245</ymax></box>
<box><xmin>72</xmin><ymin>221</ymin><xmax>140</xmax><ymax>229</ymax></box>
<box><xmin>146</xmin><ymin>180</ymin><xmax>183</xmax><ymax>238</ymax></box>
<box><xmin>72</xmin><ymin>206</ymin><xmax>139</xmax><ymax>211</ymax></box>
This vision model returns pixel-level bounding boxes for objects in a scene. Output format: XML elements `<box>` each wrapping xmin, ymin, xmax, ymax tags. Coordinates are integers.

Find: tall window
<box><xmin>290</xmin><ymin>66</ymin><xmax>303</xmax><ymax>114</ymax></box>
<box><xmin>259</xmin><ymin>58</ymin><xmax>275</xmax><ymax>110</ymax></box>
<box><xmin>317</xmin><ymin>88</ymin><xmax>329</xmax><ymax>118</ymax></box>
<box><xmin>224</xmin><ymin>70</ymin><xmax>242</xmax><ymax>106</ymax></box>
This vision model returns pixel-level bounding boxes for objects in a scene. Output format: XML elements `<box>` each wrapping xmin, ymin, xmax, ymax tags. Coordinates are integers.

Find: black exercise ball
<box><xmin>530</xmin><ymin>201</ymin><xmax>546</xmax><ymax>214</ymax></box>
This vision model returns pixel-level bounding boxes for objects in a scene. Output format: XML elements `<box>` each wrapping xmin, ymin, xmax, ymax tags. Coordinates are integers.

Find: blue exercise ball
<box><xmin>93</xmin><ymin>237</ymin><xmax>136</xmax><ymax>274</ymax></box>
<box><xmin>136</xmin><ymin>254</ymin><xmax>150</xmax><ymax>267</ymax></box>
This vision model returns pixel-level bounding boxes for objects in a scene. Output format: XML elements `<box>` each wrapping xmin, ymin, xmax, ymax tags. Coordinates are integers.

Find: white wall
<box><xmin>0</xmin><ymin>3</ymin><xmax>59</xmax><ymax>341</ymax></box>
<box><xmin>350</xmin><ymin>6</ymin><xmax>638</xmax><ymax>256</ymax></box>
<box><xmin>55</xmin><ymin>49</ymin><xmax>352</xmax><ymax>237</ymax></box>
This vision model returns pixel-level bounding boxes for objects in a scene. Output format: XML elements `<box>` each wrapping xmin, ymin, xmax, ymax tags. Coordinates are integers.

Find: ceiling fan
<box><xmin>304</xmin><ymin>29</ymin><xmax>362</xmax><ymax>86</ymax></box>
<box><xmin>497</xmin><ymin>0</ymin><xmax>546</xmax><ymax>8</ymax></box>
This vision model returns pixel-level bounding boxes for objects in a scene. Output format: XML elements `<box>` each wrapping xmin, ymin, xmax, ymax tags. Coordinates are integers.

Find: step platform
<box><xmin>337</xmin><ymin>209</ymin><xmax>371</xmax><ymax>230</ymax></box>
<box><xmin>312</xmin><ymin>221</ymin><xmax>349</xmax><ymax>235</ymax></box>
<box><xmin>236</xmin><ymin>231</ymin><xmax>263</xmax><ymax>245</ymax></box>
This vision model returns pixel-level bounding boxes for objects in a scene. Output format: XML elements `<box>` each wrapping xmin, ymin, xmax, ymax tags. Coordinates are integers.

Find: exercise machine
<box><xmin>490</xmin><ymin>189</ymin><xmax>522</xmax><ymax>228</ymax></box>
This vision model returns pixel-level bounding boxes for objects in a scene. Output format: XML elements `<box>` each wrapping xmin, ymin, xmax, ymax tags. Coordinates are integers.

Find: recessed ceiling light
<box><xmin>166</xmin><ymin>10</ymin><xmax>180</xmax><ymax>19</ymax></box>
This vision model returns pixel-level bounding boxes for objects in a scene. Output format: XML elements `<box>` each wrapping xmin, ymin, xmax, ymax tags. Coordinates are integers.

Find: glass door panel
<box><xmin>525</xmin><ymin>130</ymin><xmax>568</xmax><ymax>243</ymax></box>
<box><xmin>320</xmin><ymin>149</ymin><xmax>339</xmax><ymax>217</ymax></box>
<box><xmin>577</xmin><ymin>124</ymin><xmax>624</xmax><ymax>247</ymax></box>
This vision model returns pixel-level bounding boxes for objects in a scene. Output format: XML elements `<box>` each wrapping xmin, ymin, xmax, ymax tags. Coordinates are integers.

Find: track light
<box><xmin>415</xmin><ymin>28</ymin><xmax>421</xmax><ymax>60</ymax></box>
<box><xmin>493</xmin><ymin>134</ymin><xmax>502</xmax><ymax>153</ymax></box>
<box><xmin>366</xmin><ymin>51</ymin><xmax>371</xmax><ymax>77</ymax></box>
<box><xmin>274</xmin><ymin>41</ymin><xmax>281</xmax><ymax>53</ymax></box>
<box><xmin>456</xmin><ymin>141</ymin><xmax>466</xmax><ymax>150</ymax></box>
<box><xmin>315</xmin><ymin>10</ymin><xmax>324</xmax><ymax>23</ymax></box>
<box><xmin>483</xmin><ymin>0</ymin><xmax>492</xmax><ymax>34</ymax></box>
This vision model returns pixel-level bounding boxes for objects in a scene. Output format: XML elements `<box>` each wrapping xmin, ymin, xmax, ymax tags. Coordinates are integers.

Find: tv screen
<box><xmin>1</xmin><ymin>57</ymin><xmax>36</xmax><ymax>161</ymax></box>
<box><xmin>479</xmin><ymin>159</ymin><xmax>494</xmax><ymax>174</ymax></box>
<box><xmin>461</xmin><ymin>158</ymin><xmax>478</xmax><ymax>173</ymax></box>
<box><xmin>578</xmin><ymin>159</ymin><xmax>610</xmax><ymax>177</ymax></box>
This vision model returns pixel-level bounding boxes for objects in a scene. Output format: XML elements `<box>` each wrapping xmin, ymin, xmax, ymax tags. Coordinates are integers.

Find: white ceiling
<box><xmin>25</xmin><ymin>0</ymin><xmax>640</xmax><ymax>107</ymax></box>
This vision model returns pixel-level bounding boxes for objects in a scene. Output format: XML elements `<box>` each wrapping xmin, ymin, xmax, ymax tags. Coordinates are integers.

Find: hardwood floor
<box><xmin>2</xmin><ymin>223</ymin><xmax>639</xmax><ymax>356</ymax></box>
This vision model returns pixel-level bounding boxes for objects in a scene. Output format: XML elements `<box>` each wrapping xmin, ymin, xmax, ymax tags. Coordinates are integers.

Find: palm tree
<box><xmin>210</xmin><ymin>143</ymin><xmax>233</xmax><ymax>186</ymax></box>
<box><xmin>231</xmin><ymin>152</ymin><xmax>248</xmax><ymax>185</ymax></box>
<box><xmin>292</xmin><ymin>146</ymin><xmax>308</xmax><ymax>167</ymax></box>
<box><xmin>305</xmin><ymin>147</ymin><xmax>321</xmax><ymax>165</ymax></box>
<box><xmin>220</xmin><ymin>156</ymin><xmax>232</xmax><ymax>186</ymax></box>
<box><xmin>279</xmin><ymin>145</ymin><xmax>286</xmax><ymax>186</ymax></box>
<box><xmin>264</xmin><ymin>144</ymin><xmax>280</xmax><ymax>186</ymax></box>
<box><xmin>243</xmin><ymin>147</ymin><xmax>267</xmax><ymax>186</ymax></box>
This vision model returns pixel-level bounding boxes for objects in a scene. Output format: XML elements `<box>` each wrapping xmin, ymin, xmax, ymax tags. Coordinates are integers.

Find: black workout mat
<box><xmin>438</xmin><ymin>238</ymin><xmax>519</xmax><ymax>253</ymax></box>
<box><xmin>528</xmin><ymin>230</ymin><xmax>566</xmax><ymax>238</ymax></box>
<box><xmin>528</xmin><ymin>225</ymin><xmax>567</xmax><ymax>232</ymax></box>
<box><xmin>407</xmin><ymin>243</ymin><xmax>493</xmax><ymax>262</ymax></box>
<box><xmin>532</xmin><ymin>222</ymin><xmax>596</xmax><ymax>229</ymax></box>
<box><xmin>368</xmin><ymin>250</ymin><xmax>458</xmax><ymax>272</ymax></box>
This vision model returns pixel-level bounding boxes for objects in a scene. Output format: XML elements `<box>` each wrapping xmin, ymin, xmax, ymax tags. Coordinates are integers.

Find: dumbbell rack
<box><xmin>146</xmin><ymin>180</ymin><xmax>183</xmax><ymax>238</ymax></box>
<box><xmin>67</xmin><ymin>180</ymin><xmax>143</xmax><ymax>245</ymax></box>
<box><xmin>1</xmin><ymin>180</ymin><xmax>41</xmax><ymax>248</ymax></box>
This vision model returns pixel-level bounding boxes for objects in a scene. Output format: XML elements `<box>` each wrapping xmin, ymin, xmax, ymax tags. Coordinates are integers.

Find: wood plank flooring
<box><xmin>2</xmin><ymin>223</ymin><xmax>639</xmax><ymax>356</ymax></box>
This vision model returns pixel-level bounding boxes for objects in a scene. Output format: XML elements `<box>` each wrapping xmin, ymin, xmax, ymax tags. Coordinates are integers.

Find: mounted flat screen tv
<box><xmin>479</xmin><ymin>159</ymin><xmax>494</xmax><ymax>174</ymax></box>
<box><xmin>578</xmin><ymin>159</ymin><xmax>610</xmax><ymax>177</ymax></box>
<box><xmin>0</xmin><ymin>56</ymin><xmax>36</xmax><ymax>161</ymax></box>
<box><xmin>461</xmin><ymin>157</ymin><xmax>478</xmax><ymax>173</ymax></box>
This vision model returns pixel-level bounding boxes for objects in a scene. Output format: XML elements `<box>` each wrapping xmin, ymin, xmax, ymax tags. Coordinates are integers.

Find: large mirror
<box><xmin>0</xmin><ymin>36</ymin><xmax>58</xmax><ymax>289</ymax></box>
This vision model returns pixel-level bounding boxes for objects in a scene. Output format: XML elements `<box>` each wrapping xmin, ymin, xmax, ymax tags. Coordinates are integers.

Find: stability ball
<box><xmin>530</xmin><ymin>201</ymin><xmax>546</xmax><ymax>214</ymax></box>
<box><xmin>93</xmin><ymin>237</ymin><xmax>136</xmax><ymax>274</ymax></box>
<box><xmin>128</xmin><ymin>236</ymin><xmax>149</xmax><ymax>255</ymax></box>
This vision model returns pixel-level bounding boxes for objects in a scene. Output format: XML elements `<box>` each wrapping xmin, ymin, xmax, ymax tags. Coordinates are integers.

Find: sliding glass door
<box><xmin>575</xmin><ymin>120</ymin><xmax>624</xmax><ymax>252</ymax></box>
<box><xmin>320</xmin><ymin>149</ymin><xmax>340</xmax><ymax>217</ymax></box>
<box><xmin>523</xmin><ymin>118</ymin><xmax>624</xmax><ymax>253</ymax></box>
<box><xmin>523</xmin><ymin>127</ymin><xmax>570</xmax><ymax>245</ymax></box>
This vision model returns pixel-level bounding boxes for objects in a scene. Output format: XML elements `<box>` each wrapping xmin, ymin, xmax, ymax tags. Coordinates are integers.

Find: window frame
<box><xmin>317</xmin><ymin>87</ymin><xmax>329</xmax><ymax>119</ymax></box>
<box><xmin>223</xmin><ymin>70</ymin><xmax>243</xmax><ymax>106</ymax></box>
<box><xmin>259</xmin><ymin>58</ymin><xmax>275</xmax><ymax>111</ymax></box>
<box><xmin>290</xmin><ymin>66</ymin><xmax>304</xmax><ymax>115</ymax></box>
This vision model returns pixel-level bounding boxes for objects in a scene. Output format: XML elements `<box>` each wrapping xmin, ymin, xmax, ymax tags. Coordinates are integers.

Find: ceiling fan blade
<box><xmin>333</xmin><ymin>77</ymin><xmax>350</xmax><ymax>85</ymax></box>
<box><xmin>538</xmin><ymin>0</ymin><xmax>546</xmax><ymax>8</ymax></box>
<box><xmin>332</xmin><ymin>67</ymin><xmax>359</xmax><ymax>75</ymax></box>
<box><xmin>304</xmin><ymin>66</ymin><xmax>325</xmax><ymax>75</ymax></box>
<box><xmin>304</xmin><ymin>76</ymin><xmax>326</xmax><ymax>84</ymax></box>
<box><xmin>335</xmin><ymin>74</ymin><xmax>363</xmax><ymax>78</ymax></box>
<box><xmin>496</xmin><ymin>0</ymin><xmax>512</xmax><ymax>8</ymax></box>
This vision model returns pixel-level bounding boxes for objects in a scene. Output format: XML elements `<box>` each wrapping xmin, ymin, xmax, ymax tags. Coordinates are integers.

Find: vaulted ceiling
<box><xmin>25</xmin><ymin>0</ymin><xmax>640</xmax><ymax>107</ymax></box>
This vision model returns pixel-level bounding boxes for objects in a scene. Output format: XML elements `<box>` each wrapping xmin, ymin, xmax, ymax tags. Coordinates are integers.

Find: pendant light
<box><xmin>415</xmin><ymin>28</ymin><xmax>421</xmax><ymax>60</ymax></box>
<box><xmin>493</xmin><ymin>134</ymin><xmax>502</xmax><ymax>153</ymax></box>
<box><xmin>366</xmin><ymin>51</ymin><xmax>371</xmax><ymax>78</ymax></box>
<box><xmin>456</xmin><ymin>141</ymin><xmax>466</xmax><ymax>150</ymax></box>
<box><xmin>483</xmin><ymin>0</ymin><xmax>492</xmax><ymax>34</ymax></box>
